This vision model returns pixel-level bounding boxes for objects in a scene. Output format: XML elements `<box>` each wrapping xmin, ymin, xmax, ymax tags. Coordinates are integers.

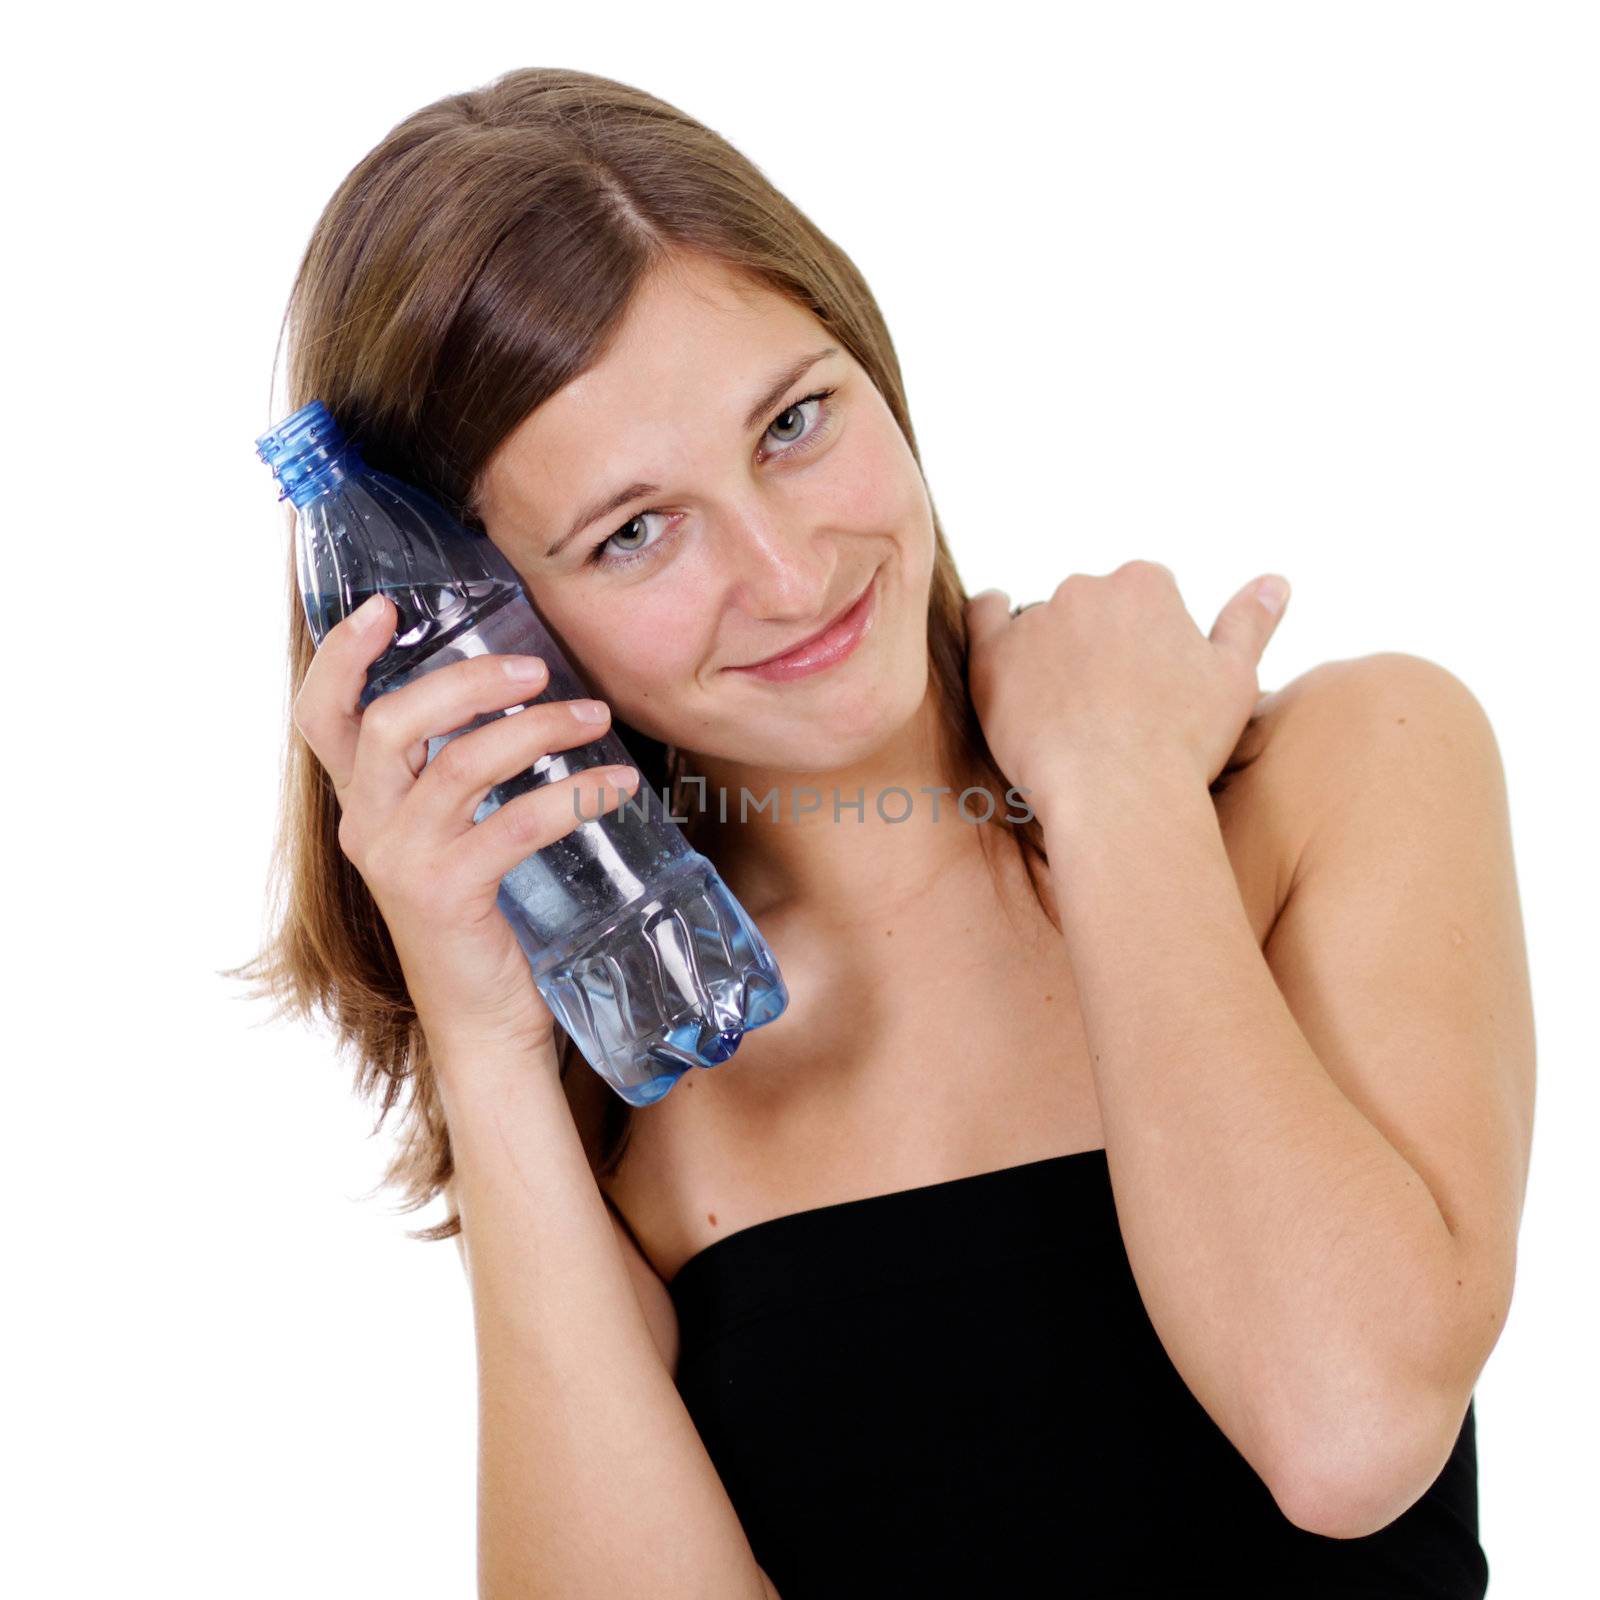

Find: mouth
<box><xmin>727</xmin><ymin>569</ymin><xmax>880</xmax><ymax>683</ymax></box>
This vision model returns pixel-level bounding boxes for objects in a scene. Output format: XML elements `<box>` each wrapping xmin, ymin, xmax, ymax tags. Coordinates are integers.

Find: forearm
<box><xmin>433</xmin><ymin>1037</ymin><xmax>772</xmax><ymax>1600</ymax></box>
<box><xmin>1039</xmin><ymin>768</ymin><xmax>1462</xmax><ymax>1496</ymax></box>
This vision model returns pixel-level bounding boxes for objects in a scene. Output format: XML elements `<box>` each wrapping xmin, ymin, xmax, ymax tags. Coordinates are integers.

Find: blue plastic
<box><xmin>255</xmin><ymin>399</ymin><xmax>789</xmax><ymax>1103</ymax></box>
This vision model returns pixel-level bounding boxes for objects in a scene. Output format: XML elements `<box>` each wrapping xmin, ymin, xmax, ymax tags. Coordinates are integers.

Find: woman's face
<box><xmin>474</xmin><ymin>254</ymin><xmax>937</xmax><ymax>774</ymax></box>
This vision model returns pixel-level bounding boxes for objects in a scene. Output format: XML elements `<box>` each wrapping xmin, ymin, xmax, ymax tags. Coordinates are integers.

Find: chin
<box><xmin>715</xmin><ymin>656</ymin><xmax>931</xmax><ymax>775</ymax></box>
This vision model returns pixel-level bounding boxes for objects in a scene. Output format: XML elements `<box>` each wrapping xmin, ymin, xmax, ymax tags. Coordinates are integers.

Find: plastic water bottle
<box><xmin>255</xmin><ymin>399</ymin><xmax>789</xmax><ymax>1105</ymax></box>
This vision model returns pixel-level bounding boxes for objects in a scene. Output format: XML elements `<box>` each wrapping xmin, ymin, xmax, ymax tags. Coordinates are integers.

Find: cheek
<box><xmin>536</xmin><ymin>594</ymin><xmax>699</xmax><ymax>728</ymax></box>
<box><xmin>825</xmin><ymin>425</ymin><xmax>915</xmax><ymax>531</ymax></box>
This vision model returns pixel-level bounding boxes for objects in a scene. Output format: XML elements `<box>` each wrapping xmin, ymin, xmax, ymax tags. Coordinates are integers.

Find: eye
<box><xmin>585</xmin><ymin>386</ymin><xmax>840</xmax><ymax>569</ymax></box>
<box><xmin>762</xmin><ymin>389</ymin><xmax>835</xmax><ymax>452</ymax></box>
<box><xmin>590</xmin><ymin>508</ymin><xmax>670</xmax><ymax>567</ymax></box>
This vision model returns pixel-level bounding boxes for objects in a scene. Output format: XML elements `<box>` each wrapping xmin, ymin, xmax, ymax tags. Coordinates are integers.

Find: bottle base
<box><xmin>535</xmin><ymin>856</ymin><xmax>789</xmax><ymax>1105</ymax></box>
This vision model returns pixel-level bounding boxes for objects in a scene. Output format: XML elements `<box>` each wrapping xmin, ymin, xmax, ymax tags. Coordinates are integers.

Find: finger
<box><xmin>406</xmin><ymin>696</ymin><xmax>618</xmax><ymax>835</ymax></box>
<box><xmin>293</xmin><ymin>593</ymin><xmax>397</xmax><ymax>796</ymax></box>
<box><xmin>1117</xmin><ymin>558</ymin><xmax>1176</xmax><ymax>585</ymax></box>
<box><xmin>963</xmin><ymin>587</ymin><xmax>1013</xmax><ymax>656</ymax></box>
<box><xmin>351</xmin><ymin>650</ymin><xmax>551</xmax><ymax>813</ymax></box>
<box><xmin>1209</xmin><ymin>574</ymin><xmax>1290</xmax><ymax>664</ymax></box>
<box><xmin>456</xmin><ymin>763</ymin><xmax>643</xmax><ymax>890</ymax></box>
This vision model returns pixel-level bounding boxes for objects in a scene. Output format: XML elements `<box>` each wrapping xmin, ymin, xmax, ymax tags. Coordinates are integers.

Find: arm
<box><xmin>1038</xmin><ymin>655</ymin><xmax>1533</xmax><ymax>1539</ymax></box>
<box><xmin>434</xmin><ymin>1031</ymin><xmax>780</xmax><ymax>1599</ymax></box>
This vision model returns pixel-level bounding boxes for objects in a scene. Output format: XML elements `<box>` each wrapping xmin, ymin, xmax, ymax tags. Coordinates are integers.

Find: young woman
<box><xmin>239</xmin><ymin>66</ymin><xmax>1533</xmax><ymax>1598</ymax></box>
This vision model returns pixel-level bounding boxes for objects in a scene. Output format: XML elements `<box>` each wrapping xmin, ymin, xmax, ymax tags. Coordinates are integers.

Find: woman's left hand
<box><xmin>964</xmin><ymin>561</ymin><xmax>1291</xmax><ymax>820</ymax></box>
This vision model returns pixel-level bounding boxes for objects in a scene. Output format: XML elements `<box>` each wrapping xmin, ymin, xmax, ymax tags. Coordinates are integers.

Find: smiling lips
<box><xmin>728</xmin><ymin>571</ymin><xmax>879</xmax><ymax>683</ymax></box>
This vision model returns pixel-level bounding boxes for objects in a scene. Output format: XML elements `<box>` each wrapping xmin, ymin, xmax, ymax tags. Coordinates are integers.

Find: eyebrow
<box><xmin>543</xmin><ymin>345</ymin><xmax>841</xmax><ymax>559</ymax></box>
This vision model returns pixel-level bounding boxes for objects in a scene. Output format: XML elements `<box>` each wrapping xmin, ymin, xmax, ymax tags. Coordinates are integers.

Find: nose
<box><xmin>719</xmin><ymin>514</ymin><xmax>835</xmax><ymax>622</ymax></box>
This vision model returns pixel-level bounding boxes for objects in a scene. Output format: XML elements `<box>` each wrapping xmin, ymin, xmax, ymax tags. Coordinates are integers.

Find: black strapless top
<box><xmin>663</xmin><ymin>1148</ymin><xmax>1488</xmax><ymax>1598</ymax></box>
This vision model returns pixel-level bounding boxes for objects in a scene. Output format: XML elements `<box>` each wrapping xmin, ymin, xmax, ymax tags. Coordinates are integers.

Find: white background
<box><xmin>7</xmin><ymin>3</ymin><xmax>1595</xmax><ymax>1594</ymax></box>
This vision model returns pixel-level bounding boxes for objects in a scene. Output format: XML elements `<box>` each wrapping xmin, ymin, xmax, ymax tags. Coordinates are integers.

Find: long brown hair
<box><xmin>225</xmin><ymin>66</ymin><xmax>1251</xmax><ymax>1243</ymax></box>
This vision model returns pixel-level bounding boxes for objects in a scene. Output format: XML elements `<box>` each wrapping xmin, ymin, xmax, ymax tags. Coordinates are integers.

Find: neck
<box><xmin>680</xmin><ymin>681</ymin><xmax>989</xmax><ymax>928</ymax></box>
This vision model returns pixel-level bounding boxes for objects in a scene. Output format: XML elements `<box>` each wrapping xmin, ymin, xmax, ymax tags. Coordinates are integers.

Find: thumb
<box><xmin>1210</xmin><ymin>574</ymin><xmax>1290</xmax><ymax>663</ymax></box>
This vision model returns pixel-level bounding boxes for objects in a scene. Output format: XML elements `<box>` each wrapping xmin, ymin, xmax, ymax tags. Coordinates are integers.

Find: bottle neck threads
<box><xmin>255</xmin><ymin>398</ymin><xmax>365</xmax><ymax>509</ymax></box>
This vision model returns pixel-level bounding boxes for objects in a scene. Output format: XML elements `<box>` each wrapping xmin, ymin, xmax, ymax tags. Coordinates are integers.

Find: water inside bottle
<box><xmin>260</xmin><ymin>400</ymin><xmax>790</xmax><ymax>1103</ymax></box>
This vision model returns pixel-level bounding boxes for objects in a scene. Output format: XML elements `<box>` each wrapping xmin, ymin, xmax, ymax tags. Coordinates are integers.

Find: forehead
<box><xmin>478</xmin><ymin>256</ymin><xmax>827</xmax><ymax>533</ymax></box>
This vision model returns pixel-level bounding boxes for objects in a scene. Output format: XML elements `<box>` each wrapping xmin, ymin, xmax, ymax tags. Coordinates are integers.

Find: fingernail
<box><xmin>356</xmin><ymin>593</ymin><xmax>386</xmax><ymax>623</ymax></box>
<box><xmin>609</xmin><ymin>766</ymin><xmax>640</xmax><ymax>788</ymax></box>
<box><xmin>569</xmin><ymin>699</ymin><xmax>609</xmax><ymax>722</ymax></box>
<box><xmin>1254</xmin><ymin>576</ymin><xmax>1289</xmax><ymax>615</ymax></box>
<box><xmin>503</xmin><ymin>655</ymin><xmax>547</xmax><ymax>681</ymax></box>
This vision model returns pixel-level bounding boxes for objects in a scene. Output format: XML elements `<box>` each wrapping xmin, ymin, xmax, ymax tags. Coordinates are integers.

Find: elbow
<box><xmin>1266</xmin><ymin>1265</ymin><xmax>1503</xmax><ymax>1541</ymax></box>
<box><xmin>1267</xmin><ymin>1234</ymin><xmax>1512</xmax><ymax>1540</ymax></box>
<box><xmin>1265</xmin><ymin>1381</ymin><xmax>1469</xmax><ymax>1541</ymax></box>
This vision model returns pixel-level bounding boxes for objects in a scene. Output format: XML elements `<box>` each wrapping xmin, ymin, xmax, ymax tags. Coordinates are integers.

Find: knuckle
<box><xmin>429</xmin><ymin>733</ymin><xmax>478</xmax><ymax>788</ymax></box>
<box><xmin>506</xmin><ymin>792</ymin><xmax>555</xmax><ymax>848</ymax></box>
<box><xmin>1121</xmin><ymin>558</ymin><xmax>1172</xmax><ymax>584</ymax></box>
<box><xmin>360</xmin><ymin>693</ymin><xmax>403</xmax><ymax>743</ymax></box>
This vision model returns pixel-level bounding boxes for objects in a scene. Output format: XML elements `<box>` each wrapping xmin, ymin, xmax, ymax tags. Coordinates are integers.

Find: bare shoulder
<box><xmin>1243</xmin><ymin>651</ymin><xmax>1490</xmax><ymax>836</ymax></box>
<box><xmin>1192</xmin><ymin>652</ymin><xmax>1431</xmax><ymax>942</ymax></box>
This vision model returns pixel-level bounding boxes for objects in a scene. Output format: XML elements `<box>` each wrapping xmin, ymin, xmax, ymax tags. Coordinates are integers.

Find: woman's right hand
<box><xmin>292</xmin><ymin>593</ymin><xmax>640</xmax><ymax>1059</ymax></box>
